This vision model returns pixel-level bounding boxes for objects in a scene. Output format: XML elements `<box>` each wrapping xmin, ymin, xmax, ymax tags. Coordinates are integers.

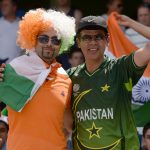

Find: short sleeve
<box><xmin>117</xmin><ymin>52</ymin><xmax>147</xmax><ymax>86</ymax></box>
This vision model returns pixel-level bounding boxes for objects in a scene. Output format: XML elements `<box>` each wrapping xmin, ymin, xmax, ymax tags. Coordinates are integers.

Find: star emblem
<box><xmin>86</xmin><ymin>122</ymin><xmax>102</xmax><ymax>139</ymax></box>
<box><xmin>101</xmin><ymin>84</ymin><xmax>110</xmax><ymax>92</ymax></box>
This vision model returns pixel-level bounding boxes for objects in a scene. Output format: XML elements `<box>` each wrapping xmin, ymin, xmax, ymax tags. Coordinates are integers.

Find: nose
<box><xmin>46</xmin><ymin>39</ymin><xmax>52</xmax><ymax>46</ymax></box>
<box><xmin>90</xmin><ymin>37</ymin><xmax>98</xmax><ymax>44</ymax></box>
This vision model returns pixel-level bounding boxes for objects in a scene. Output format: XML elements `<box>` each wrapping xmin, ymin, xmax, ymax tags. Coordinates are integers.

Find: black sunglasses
<box><xmin>80</xmin><ymin>34</ymin><xmax>106</xmax><ymax>42</ymax></box>
<box><xmin>37</xmin><ymin>35</ymin><xmax>61</xmax><ymax>45</ymax></box>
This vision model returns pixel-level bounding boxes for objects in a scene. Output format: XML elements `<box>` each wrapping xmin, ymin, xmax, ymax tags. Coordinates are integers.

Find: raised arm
<box><xmin>116</xmin><ymin>14</ymin><xmax>150</xmax><ymax>39</ymax></box>
<box><xmin>134</xmin><ymin>42</ymin><xmax>150</xmax><ymax>67</ymax></box>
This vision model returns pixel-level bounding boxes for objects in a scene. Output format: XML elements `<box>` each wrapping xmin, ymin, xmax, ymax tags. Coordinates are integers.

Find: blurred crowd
<box><xmin>0</xmin><ymin>0</ymin><xmax>149</xmax><ymax>150</ymax></box>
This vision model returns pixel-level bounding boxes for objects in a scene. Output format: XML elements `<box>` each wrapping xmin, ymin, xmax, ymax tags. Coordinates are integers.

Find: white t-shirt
<box><xmin>125</xmin><ymin>28</ymin><xmax>149</xmax><ymax>48</ymax></box>
<box><xmin>0</xmin><ymin>17</ymin><xmax>21</xmax><ymax>62</ymax></box>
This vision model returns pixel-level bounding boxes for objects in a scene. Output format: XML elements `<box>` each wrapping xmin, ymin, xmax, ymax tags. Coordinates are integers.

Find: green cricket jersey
<box><xmin>68</xmin><ymin>53</ymin><xmax>146</xmax><ymax>150</ymax></box>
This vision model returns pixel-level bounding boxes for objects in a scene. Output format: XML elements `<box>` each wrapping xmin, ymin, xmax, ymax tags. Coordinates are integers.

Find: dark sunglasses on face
<box><xmin>80</xmin><ymin>34</ymin><xmax>106</xmax><ymax>42</ymax></box>
<box><xmin>37</xmin><ymin>35</ymin><xmax>61</xmax><ymax>45</ymax></box>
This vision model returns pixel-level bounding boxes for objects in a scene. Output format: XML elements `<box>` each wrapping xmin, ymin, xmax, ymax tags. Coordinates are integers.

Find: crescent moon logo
<box><xmin>75</xmin><ymin>136</ymin><xmax>121</xmax><ymax>150</ymax></box>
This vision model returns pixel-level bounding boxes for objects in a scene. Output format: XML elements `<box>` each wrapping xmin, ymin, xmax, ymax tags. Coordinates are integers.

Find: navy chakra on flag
<box><xmin>132</xmin><ymin>77</ymin><xmax>150</xmax><ymax>104</ymax></box>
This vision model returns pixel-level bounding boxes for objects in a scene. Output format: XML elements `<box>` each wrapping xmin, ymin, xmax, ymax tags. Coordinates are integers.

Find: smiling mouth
<box><xmin>88</xmin><ymin>48</ymin><xmax>99</xmax><ymax>52</ymax></box>
<box><xmin>89</xmin><ymin>48</ymin><xmax>97</xmax><ymax>51</ymax></box>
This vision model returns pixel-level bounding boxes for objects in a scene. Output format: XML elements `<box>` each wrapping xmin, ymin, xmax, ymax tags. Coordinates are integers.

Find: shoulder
<box><xmin>101</xmin><ymin>14</ymin><xmax>108</xmax><ymax>21</ymax></box>
<box><xmin>125</xmin><ymin>28</ymin><xmax>137</xmax><ymax>35</ymax></box>
<box><xmin>16</xmin><ymin>17</ymin><xmax>20</xmax><ymax>22</ymax></box>
<box><xmin>57</xmin><ymin>66</ymin><xmax>69</xmax><ymax>77</ymax></box>
<box><xmin>67</xmin><ymin>64</ymin><xmax>85</xmax><ymax>77</ymax></box>
<box><xmin>10</xmin><ymin>54</ymin><xmax>26</xmax><ymax>63</ymax></box>
<box><xmin>0</xmin><ymin>17</ymin><xmax>5</xmax><ymax>24</ymax></box>
<box><xmin>57</xmin><ymin>66</ymin><xmax>72</xmax><ymax>85</ymax></box>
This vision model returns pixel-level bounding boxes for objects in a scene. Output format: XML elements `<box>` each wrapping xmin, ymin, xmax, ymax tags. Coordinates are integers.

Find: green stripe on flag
<box><xmin>0</xmin><ymin>64</ymin><xmax>34</xmax><ymax>111</ymax></box>
<box><xmin>133</xmin><ymin>101</ymin><xmax>150</xmax><ymax>127</ymax></box>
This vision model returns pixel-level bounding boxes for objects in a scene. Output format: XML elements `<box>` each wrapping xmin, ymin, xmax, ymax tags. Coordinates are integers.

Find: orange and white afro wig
<box><xmin>17</xmin><ymin>9</ymin><xmax>76</xmax><ymax>54</ymax></box>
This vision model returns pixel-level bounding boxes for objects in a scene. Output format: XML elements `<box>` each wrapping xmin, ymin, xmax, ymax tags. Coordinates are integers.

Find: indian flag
<box><xmin>0</xmin><ymin>52</ymin><xmax>52</xmax><ymax>112</ymax></box>
<box><xmin>107</xmin><ymin>12</ymin><xmax>150</xmax><ymax>127</ymax></box>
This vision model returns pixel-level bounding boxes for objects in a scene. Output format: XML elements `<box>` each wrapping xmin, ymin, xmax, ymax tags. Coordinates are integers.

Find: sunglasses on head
<box><xmin>37</xmin><ymin>35</ymin><xmax>61</xmax><ymax>45</ymax></box>
<box><xmin>80</xmin><ymin>34</ymin><xmax>106</xmax><ymax>42</ymax></box>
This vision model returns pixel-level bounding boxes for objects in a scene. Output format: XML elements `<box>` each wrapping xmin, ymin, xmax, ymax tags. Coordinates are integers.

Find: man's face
<box><xmin>108</xmin><ymin>0</ymin><xmax>123</xmax><ymax>14</ymax></box>
<box><xmin>0</xmin><ymin>122</ymin><xmax>8</xmax><ymax>146</ymax></box>
<box><xmin>77</xmin><ymin>29</ymin><xmax>107</xmax><ymax>62</ymax></box>
<box><xmin>143</xmin><ymin>0</ymin><xmax>150</xmax><ymax>4</ymax></box>
<box><xmin>69</xmin><ymin>51</ymin><xmax>84</xmax><ymax>67</ymax></box>
<box><xmin>138</xmin><ymin>7</ymin><xmax>150</xmax><ymax>26</ymax></box>
<box><xmin>56</xmin><ymin>0</ymin><xmax>69</xmax><ymax>6</ymax></box>
<box><xmin>1</xmin><ymin>0</ymin><xmax>16</xmax><ymax>17</ymax></box>
<box><xmin>35</xmin><ymin>27</ymin><xmax>61</xmax><ymax>65</ymax></box>
<box><xmin>143</xmin><ymin>129</ymin><xmax>150</xmax><ymax>150</ymax></box>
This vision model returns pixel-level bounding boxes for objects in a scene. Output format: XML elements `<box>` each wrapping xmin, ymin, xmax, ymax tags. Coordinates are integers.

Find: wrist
<box><xmin>128</xmin><ymin>19</ymin><xmax>136</xmax><ymax>28</ymax></box>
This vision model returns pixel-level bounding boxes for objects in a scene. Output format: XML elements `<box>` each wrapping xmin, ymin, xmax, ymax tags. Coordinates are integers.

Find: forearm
<box><xmin>129</xmin><ymin>19</ymin><xmax>150</xmax><ymax>39</ymax></box>
<box><xmin>117</xmin><ymin>14</ymin><xmax>150</xmax><ymax>39</ymax></box>
<box><xmin>134</xmin><ymin>42</ymin><xmax>150</xmax><ymax>67</ymax></box>
<box><xmin>63</xmin><ymin>108</ymin><xmax>73</xmax><ymax>136</ymax></box>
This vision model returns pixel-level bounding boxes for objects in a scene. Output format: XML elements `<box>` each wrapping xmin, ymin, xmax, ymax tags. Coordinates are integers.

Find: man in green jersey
<box><xmin>67</xmin><ymin>15</ymin><xmax>150</xmax><ymax>149</ymax></box>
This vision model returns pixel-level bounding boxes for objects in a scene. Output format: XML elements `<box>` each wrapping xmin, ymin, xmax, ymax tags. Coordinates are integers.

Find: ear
<box><xmin>76</xmin><ymin>38</ymin><xmax>81</xmax><ymax>48</ymax></box>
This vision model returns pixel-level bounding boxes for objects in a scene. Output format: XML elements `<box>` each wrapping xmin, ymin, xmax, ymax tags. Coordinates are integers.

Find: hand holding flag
<box><xmin>107</xmin><ymin>12</ymin><xmax>150</xmax><ymax>126</ymax></box>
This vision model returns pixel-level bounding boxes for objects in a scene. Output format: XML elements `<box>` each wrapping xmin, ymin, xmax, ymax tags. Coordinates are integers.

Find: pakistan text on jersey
<box><xmin>76</xmin><ymin>108</ymin><xmax>114</xmax><ymax>122</ymax></box>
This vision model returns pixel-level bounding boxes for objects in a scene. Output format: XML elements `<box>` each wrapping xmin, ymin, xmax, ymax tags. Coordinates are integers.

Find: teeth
<box><xmin>89</xmin><ymin>49</ymin><xmax>97</xmax><ymax>51</ymax></box>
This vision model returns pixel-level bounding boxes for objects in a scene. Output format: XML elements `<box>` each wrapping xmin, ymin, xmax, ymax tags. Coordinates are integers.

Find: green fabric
<box><xmin>133</xmin><ymin>101</ymin><xmax>150</xmax><ymax>127</ymax></box>
<box><xmin>68</xmin><ymin>53</ymin><xmax>146</xmax><ymax>150</ymax></box>
<box><xmin>0</xmin><ymin>64</ymin><xmax>34</xmax><ymax>111</ymax></box>
<box><xmin>1</xmin><ymin>108</ymin><xmax>8</xmax><ymax>116</ymax></box>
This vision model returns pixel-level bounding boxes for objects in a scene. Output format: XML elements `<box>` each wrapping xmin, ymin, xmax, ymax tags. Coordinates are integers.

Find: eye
<box><xmin>80</xmin><ymin>35</ymin><xmax>92</xmax><ymax>41</ymax></box>
<box><xmin>51</xmin><ymin>36</ymin><xmax>61</xmax><ymax>45</ymax></box>
<box><xmin>95</xmin><ymin>34</ymin><xmax>105</xmax><ymax>40</ymax></box>
<box><xmin>38</xmin><ymin>35</ymin><xmax>49</xmax><ymax>44</ymax></box>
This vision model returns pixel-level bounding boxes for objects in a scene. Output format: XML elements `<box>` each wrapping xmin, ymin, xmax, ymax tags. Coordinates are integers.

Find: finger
<box><xmin>0</xmin><ymin>63</ymin><xmax>6</xmax><ymax>68</ymax></box>
<box><xmin>0</xmin><ymin>73</ymin><xmax>4</xmax><ymax>77</ymax></box>
<box><xmin>0</xmin><ymin>138</ymin><xmax>2</xmax><ymax>149</ymax></box>
<box><xmin>0</xmin><ymin>78</ymin><xmax>3</xmax><ymax>82</ymax></box>
<box><xmin>114</xmin><ymin>13</ymin><xmax>121</xmax><ymax>20</ymax></box>
<box><xmin>0</xmin><ymin>68</ymin><xmax>4</xmax><ymax>72</ymax></box>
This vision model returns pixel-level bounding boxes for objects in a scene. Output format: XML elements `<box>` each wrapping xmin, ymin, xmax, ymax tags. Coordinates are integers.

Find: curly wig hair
<box><xmin>17</xmin><ymin>9</ymin><xmax>76</xmax><ymax>54</ymax></box>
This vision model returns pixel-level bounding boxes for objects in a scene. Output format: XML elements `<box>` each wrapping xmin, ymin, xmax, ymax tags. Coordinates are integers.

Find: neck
<box><xmin>107</xmin><ymin>10</ymin><xmax>112</xmax><ymax>16</ymax></box>
<box><xmin>4</xmin><ymin>14</ymin><xmax>16</xmax><ymax>22</ymax></box>
<box><xmin>85</xmin><ymin>57</ymin><xmax>104</xmax><ymax>74</ymax></box>
<box><xmin>57</xmin><ymin>6</ymin><xmax>70</xmax><ymax>14</ymax></box>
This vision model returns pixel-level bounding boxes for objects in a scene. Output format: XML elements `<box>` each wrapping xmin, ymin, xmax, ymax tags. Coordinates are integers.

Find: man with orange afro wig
<box><xmin>0</xmin><ymin>8</ymin><xmax>75</xmax><ymax>150</ymax></box>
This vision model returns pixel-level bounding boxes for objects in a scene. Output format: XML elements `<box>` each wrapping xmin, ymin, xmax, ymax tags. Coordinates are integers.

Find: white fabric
<box><xmin>10</xmin><ymin>51</ymin><xmax>47</xmax><ymax>82</ymax></box>
<box><xmin>125</xmin><ymin>28</ymin><xmax>149</xmax><ymax>48</ymax></box>
<box><xmin>9</xmin><ymin>51</ymin><xmax>63</xmax><ymax>111</ymax></box>
<box><xmin>101</xmin><ymin>14</ymin><xmax>125</xmax><ymax>31</ymax></box>
<box><xmin>101</xmin><ymin>14</ymin><xmax>108</xmax><ymax>21</ymax></box>
<box><xmin>0</xmin><ymin>17</ymin><xmax>21</xmax><ymax>62</ymax></box>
